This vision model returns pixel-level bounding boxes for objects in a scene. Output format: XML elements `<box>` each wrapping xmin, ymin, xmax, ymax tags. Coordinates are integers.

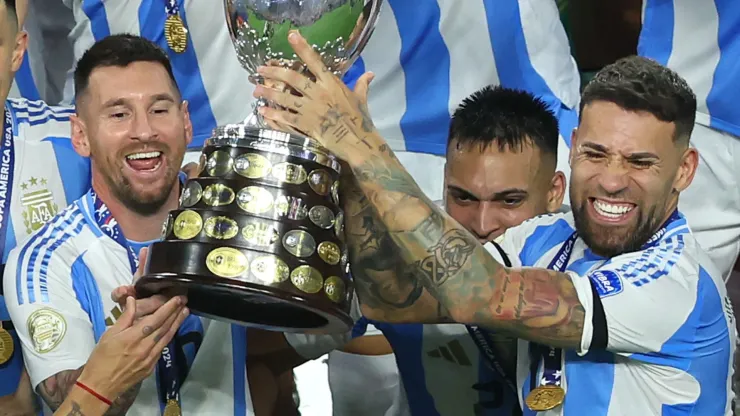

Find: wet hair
<box><xmin>448</xmin><ymin>85</ymin><xmax>559</xmax><ymax>162</ymax></box>
<box><xmin>581</xmin><ymin>55</ymin><xmax>696</xmax><ymax>144</ymax></box>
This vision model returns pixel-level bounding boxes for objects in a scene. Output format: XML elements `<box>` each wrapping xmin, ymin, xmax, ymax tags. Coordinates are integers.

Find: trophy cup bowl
<box><xmin>134</xmin><ymin>0</ymin><xmax>383</xmax><ymax>334</ymax></box>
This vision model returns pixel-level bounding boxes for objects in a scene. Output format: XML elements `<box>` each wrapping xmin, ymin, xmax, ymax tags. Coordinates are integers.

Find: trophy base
<box><xmin>135</xmin><ymin>273</ymin><xmax>353</xmax><ymax>334</ymax></box>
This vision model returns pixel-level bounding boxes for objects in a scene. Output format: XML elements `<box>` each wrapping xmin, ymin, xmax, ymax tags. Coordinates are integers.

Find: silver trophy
<box><xmin>137</xmin><ymin>0</ymin><xmax>383</xmax><ymax>334</ymax></box>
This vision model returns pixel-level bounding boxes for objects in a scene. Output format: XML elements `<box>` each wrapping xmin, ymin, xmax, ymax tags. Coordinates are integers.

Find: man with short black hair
<box><xmin>256</xmin><ymin>33</ymin><xmax>735</xmax><ymax>413</ymax></box>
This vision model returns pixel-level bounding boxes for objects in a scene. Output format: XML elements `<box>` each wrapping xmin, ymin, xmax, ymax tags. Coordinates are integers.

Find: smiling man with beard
<box><xmin>3</xmin><ymin>35</ymin><xmax>254</xmax><ymax>415</ymax></box>
<box><xmin>253</xmin><ymin>32</ymin><xmax>736</xmax><ymax>415</ymax></box>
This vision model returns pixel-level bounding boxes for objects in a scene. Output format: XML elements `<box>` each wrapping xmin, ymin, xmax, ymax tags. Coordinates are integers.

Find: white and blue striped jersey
<box><xmin>62</xmin><ymin>0</ymin><xmax>254</xmax><ymax>150</ymax></box>
<box><xmin>63</xmin><ymin>0</ymin><xmax>580</xmax><ymax>154</ymax></box>
<box><xmin>343</xmin><ymin>0</ymin><xmax>581</xmax><ymax>155</ymax></box>
<box><xmin>638</xmin><ymin>0</ymin><xmax>740</xmax><ymax>137</ymax></box>
<box><xmin>497</xmin><ymin>211</ymin><xmax>735</xmax><ymax>415</ymax></box>
<box><xmin>0</xmin><ymin>98</ymin><xmax>90</xmax><ymax>397</ymax></box>
<box><xmin>2</xmin><ymin>190</ymin><xmax>254</xmax><ymax>415</ymax></box>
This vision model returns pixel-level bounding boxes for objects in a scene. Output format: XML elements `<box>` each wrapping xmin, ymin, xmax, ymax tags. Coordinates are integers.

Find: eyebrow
<box><xmin>580</xmin><ymin>141</ymin><xmax>659</xmax><ymax>160</ymax></box>
<box><xmin>447</xmin><ymin>185</ymin><xmax>528</xmax><ymax>201</ymax></box>
<box><xmin>100</xmin><ymin>93</ymin><xmax>177</xmax><ymax>109</ymax></box>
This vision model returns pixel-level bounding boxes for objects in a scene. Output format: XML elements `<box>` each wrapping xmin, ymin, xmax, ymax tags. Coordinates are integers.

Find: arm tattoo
<box><xmin>65</xmin><ymin>402</ymin><xmax>85</xmax><ymax>416</ymax></box>
<box><xmin>37</xmin><ymin>369</ymin><xmax>84</xmax><ymax>411</ymax></box>
<box><xmin>37</xmin><ymin>369</ymin><xmax>142</xmax><ymax>415</ymax></box>
<box><xmin>348</xmin><ymin>146</ymin><xmax>586</xmax><ymax>348</ymax></box>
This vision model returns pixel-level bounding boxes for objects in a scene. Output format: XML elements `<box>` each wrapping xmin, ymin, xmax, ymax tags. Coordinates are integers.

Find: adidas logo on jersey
<box><xmin>426</xmin><ymin>339</ymin><xmax>472</xmax><ymax>366</ymax></box>
<box><xmin>104</xmin><ymin>305</ymin><xmax>123</xmax><ymax>326</ymax></box>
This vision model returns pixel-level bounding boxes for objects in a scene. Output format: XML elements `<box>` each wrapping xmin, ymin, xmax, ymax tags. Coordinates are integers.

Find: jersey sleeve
<box><xmin>569</xmin><ymin>236</ymin><xmax>715</xmax><ymax>357</ymax></box>
<box><xmin>284</xmin><ymin>292</ymin><xmax>364</xmax><ymax>360</ymax></box>
<box><xmin>2</xmin><ymin>246</ymin><xmax>97</xmax><ymax>389</ymax></box>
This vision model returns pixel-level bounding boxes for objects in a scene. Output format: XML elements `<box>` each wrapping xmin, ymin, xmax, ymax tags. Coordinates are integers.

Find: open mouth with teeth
<box><xmin>588</xmin><ymin>197</ymin><xmax>636</xmax><ymax>223</ymax></box>
<box><xmin>126</xmin><ymin>151</ymin><xmax>163</xmax><ymax>172</ymax></box>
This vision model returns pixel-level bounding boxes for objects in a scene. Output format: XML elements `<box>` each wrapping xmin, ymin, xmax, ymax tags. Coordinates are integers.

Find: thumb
<box><xmin>134</xmin><ymin>247</ymin><xmax>149</xmax><ymax>282</ymax></box>
<box><xmin>353</xmin><ymin>71</ymin><xmax>375</xmax><ymax>105</ymax></box>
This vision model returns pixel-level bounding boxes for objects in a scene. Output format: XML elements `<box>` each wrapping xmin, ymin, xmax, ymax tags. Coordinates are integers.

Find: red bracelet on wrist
<box><xmin>74</xmin><ymin>381</ymin><xmax>113</xmax><ymax>406</ymax></box>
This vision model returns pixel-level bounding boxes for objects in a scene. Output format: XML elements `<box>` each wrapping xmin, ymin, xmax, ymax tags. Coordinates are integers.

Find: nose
<box><xmin>131</xmin><ymin>110</ymin><xmax>156</xmax><ymax>141</ymax></box>
<box><xmin>598</xmin><ymin>158</ymin><xmax>630</xmax><ymax>195</ymax></box>
<box><xmin>470</xmin><ymin>202</ymin><xmax>501</xmax><ymax>243</ymax></box>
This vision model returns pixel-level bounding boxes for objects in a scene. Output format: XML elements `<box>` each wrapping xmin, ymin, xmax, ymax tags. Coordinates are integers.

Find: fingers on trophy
<box><xmin>135</xmin><ymin>0</ymin><xmax>383</xmax><ymax>334</ymax></box>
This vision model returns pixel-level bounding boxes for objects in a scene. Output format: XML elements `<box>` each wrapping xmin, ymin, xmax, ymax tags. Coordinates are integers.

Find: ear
<box><xmin>547</xmin><ymin>171</ymin><xmax>567</xmax><ymax>213</ymax></box>
<box><xmin>181</xmin><ymin>100</ymin><xmax>193</xmax><ymax>147</ymax></box>
<box><xmin>70</xmin><ymin>114</ymin><xmax>91</xmax><ymax>157</ymax></box>
<box><xmin>673</xmin><ymin>146</ymin><xmax>699</xmax><ymax>193</ymax></box>
<box><xmin>10</xmin><ymin>31</ymin><xmax>28</xmax><ymax>73</ymax></box>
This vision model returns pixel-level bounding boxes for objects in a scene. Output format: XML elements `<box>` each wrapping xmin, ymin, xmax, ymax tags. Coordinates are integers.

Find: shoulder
<box><xmin>499</xmin><ymin>211</ymin><xmax>575</xmax><ymax>266</ymax></box>
<box><xmin>7</xmin><ymin>98</ymin><xmax>75</xmax><ymax>143</ymax></box>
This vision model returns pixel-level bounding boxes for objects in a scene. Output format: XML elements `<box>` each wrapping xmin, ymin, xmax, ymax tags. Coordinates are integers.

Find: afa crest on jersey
<box><xmin>20</xmin><ymin>176</ymin><xmax>59</xmax><ymax>234</ymax></box>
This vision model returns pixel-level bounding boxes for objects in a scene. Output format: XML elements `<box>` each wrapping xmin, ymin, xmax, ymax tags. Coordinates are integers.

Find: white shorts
<box><xmin>328</xmin><ymin>351</ymin><xmax>410</xmax><ymax>416</ymax></box>
<box><xmin>678</xmin><ymin>123</ymin><xmax>740</xmax><ymax>281</ymax></box>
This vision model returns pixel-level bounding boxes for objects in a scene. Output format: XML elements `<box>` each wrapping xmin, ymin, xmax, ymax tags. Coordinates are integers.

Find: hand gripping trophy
<box><xmin>135</xmin><ymin>0</ymin><xmax>383</xmax><ymax>334</ymax></box>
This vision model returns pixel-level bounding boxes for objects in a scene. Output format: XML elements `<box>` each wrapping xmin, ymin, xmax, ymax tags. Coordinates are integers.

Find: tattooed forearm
<box><xmin>341</xmin><ymin>174</ymin><xmax>451</xmax><ymax>323</ymax></box>
<box><xmin>348</xmin><ymin>143</ymin><xmax>585</xmax><ymax>348</ymax></box>
<box><xmin>37</xmin><ymin>368</ymin><xmax>141</xmax><ymax>416</ymax></box>
<box><xmin>37</xmin><ymin>369</ymin><xmax>84</xmax><ymax>411</ymax></box>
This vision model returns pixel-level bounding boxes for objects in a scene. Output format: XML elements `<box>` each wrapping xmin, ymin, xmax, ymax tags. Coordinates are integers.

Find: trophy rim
<box><xmin>205</xmin><ymin>124</ymin><xmax>342</xmax><ymax>174</ymax></box>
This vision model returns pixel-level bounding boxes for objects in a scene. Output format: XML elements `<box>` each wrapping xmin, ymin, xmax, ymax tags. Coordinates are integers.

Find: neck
<box><xmin>91</xmin><ymin>175</ymin><xmax>179</xmax><ymax>242</ymax></box>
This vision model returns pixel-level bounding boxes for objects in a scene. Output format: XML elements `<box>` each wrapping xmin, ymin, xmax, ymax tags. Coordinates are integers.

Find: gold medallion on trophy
<box><xmin>251</xmin><ymin>255</ymin><xmax>290</xmax><ymax>284</ymax></box>
<box><xmin>163</xmin><ymin>399</ymin><xmax>182</xmax><ymax>416</ymax></box>
<box><xmin>173</xmin><ymin>210</ymin><xmax>203</xmax><ymax>240</ymax></box>
<box><xmin>324</xmin><ymin>276</ymin><xmax>345</xmax><ymax>303</ymax></box>
<box><xmin>0</xmin><ymin>324</ymin><xmax>14</xmax><ymax>365</ymax></box>
<box><xmin>235</xmin><ymin>153</ymin><xmax>272</xmax><ymax>179</ymax></box>
<box><xmin>206</xmin><ymin>247</ymin><xmax>249</xmax><ymax>278</ymax></box>
<box><xmin>164</xmin><ymin>14</ymin><xmax>188</xmax><ymax>53</ymax></box>
<box><xmin>317</xmin><ymin>241</ymin><xmax>340</xmax><ymax>265</ymax></box>
<box><xmin>282</xmin><ymin>230</ymin><xmax>316</xmax><ymax>258</ymax></box>
<box><xmin>525</xmin><ymin>385</ymin><xmax>565</xmax><ymax>411</ymax></box>
<box><xmin>204</xmin><ymin>216</ymin><xmax>239</xmax><ymax>240</ymax></box>
<box><xmin>203</xmin><ymin>184</ymin><xmax>235</xmax><ymax>207</ymax></box>
<box><xmin>291</xmin><ymin>265</ymin><xmax>323</xmax><ymax>294</ymax></box>
<box><xmin>272</xmin><ymin>162</ymin><xmax>307</xmax><ymax>184</ymax></box>
<box><xmin>308</xmin><ymin>206</ymin><xmax>335</xmax><ymax>229</ymax></box>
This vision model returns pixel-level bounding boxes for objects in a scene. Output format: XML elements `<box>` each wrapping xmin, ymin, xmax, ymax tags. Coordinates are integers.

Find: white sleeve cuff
<box><xmin>567</xmin><ymin>271</ymin><xmax>594</xmax><ymax>356</ymax></box>
<box><xmin>284</xmin><ymin>331</ymin><xmax>352</xmax><ymax>361</ymax></box>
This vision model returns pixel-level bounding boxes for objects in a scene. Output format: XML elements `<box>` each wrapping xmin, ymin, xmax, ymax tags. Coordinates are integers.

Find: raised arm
<box><xmin>252</xmin><ymin>31</ymin><xmax>587</xmax><ymax>349</ymax></box>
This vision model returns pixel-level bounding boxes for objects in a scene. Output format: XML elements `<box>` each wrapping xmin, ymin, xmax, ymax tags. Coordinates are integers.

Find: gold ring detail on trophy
<box><xmin>202</xmin><ymin>183</ymin><xmax>236</xmax><ymax>207</ymax></box>
<box><xmin>206</xmin><ymin>150</ymin><xmax>234</xmax><ymax>177</ymax></box>
<box><xmin>308</xmin><ymin>169</ymin><xmax>332</xmax><ymax>196</ymax></box>
<box><xmin>275</xmin><ymin>195</ymin><xmax>309</xmax><ymax>221</ymax></box>
<box><xmin>180</xmin><ymin>180</ymin><xmax>203</xmax><ymax>207</ymax></box>
<box><xmin>271</xmin><ymin>162</ymin><xmax>308</xmax><ymax>185</ymax></box>
<box><xmin>334</xmin><ymin>211</ymin><xmax>345</xmax><ymax>240</ymax></box>
<box><xmin>204</xmin><ymin>216</ymin><xmax>239</xmax><ymax>240</ymax></box>
<box><xmin>290</xmin><ymin>265</ymin><xmax>324</xmax><ymax>294</ymax></box>
<box><xmin>317</xmin><ymin>241</ymin><xmax>341</xmax><ymax>265</ymax></box>
<box><xmin>173</xmin><ymin>210</ymin><xmax>203</xmax><ymax>240</ymax></box>
<box><xmin>323</xmin><ymin>276</ymin><xmax>346</xmax><ymax>303</ymax></box>
<box><xmin>206</xmin><ymin>247</ymin><xmax>249</xmax><ymax>278</ymax></box>
<box><xmin>237</xmin><ymin>186</ymin><xmax>274</xmax><ymax>214</ymax></box>
<box><xmin>234</xmin><ymin>153</ymin><xmax>273</xmax><ymax>179</ymax></box>
<box><xmin>282</xmin><ymin>230</ymin><xmax>316</xmax><ymax>258</ymax></box>
<box><xmin>308</xmin><ymin>205</ymin><xmax>335</xmax><ymax>229</ymax></box>
<box><xmin>251</xmin><ymin>255</ymin><xmax>291</xmax><ymax>284</ymax></box>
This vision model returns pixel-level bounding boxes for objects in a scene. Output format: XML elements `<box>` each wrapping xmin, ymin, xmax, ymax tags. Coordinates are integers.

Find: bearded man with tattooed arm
<box><xmin>253</xmin><ymin>31</ymin><xmax>735</xmax><ymax>415</ymax></box>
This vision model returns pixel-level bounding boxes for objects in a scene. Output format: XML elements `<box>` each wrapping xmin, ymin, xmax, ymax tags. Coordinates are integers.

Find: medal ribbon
<box><xmin>164</xmin><ymin>0</ymin><xmax>181</xmax><ymax>17</ymax></box>
<box><xmin>465</xmin><ymin>242</ymin><xmax>518</xmax><ymax>395</ymax></box>
<box><xmin>90</xmin><ymin>190</ymin><xmax>182</xmax><ymax>415</ymax></box>
<box><xmin>0</xmin><ymin>108</ymin><xmax>16</xmax><ymax>261</ymax></box>
<box><xmin>529</xmin><ymin>210</ymin><xmax>682</xmax><ymax>399</ymax></box>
